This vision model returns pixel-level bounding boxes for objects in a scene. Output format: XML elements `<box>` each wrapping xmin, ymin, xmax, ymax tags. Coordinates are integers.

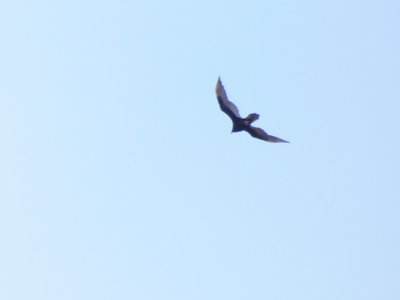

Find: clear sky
<box><xmin>1</xmin><ymin>0</ymin><xmax>400</xmax><ymax>299</ymax></box>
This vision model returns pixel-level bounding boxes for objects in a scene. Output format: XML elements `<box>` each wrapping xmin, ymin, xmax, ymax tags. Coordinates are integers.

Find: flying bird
<box><xmin>216</xmin><ymin>77</ymin><xmax>289</xmax><ymax>143</ymax></box>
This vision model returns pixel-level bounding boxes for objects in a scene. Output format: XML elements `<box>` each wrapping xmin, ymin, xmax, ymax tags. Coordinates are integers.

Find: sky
<box><xmin>1</xmin><ymin>0</ymin><xmax>400</xmax><ymax>299</ymax></box>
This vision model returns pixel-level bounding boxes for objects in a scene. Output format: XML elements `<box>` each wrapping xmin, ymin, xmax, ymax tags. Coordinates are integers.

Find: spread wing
<box><xmin>216</xmin><ymin>77</ymin><xmax>241</xmax><ymax>120</ymax></box>
<box><xmin>244</xmin><ymin>126</ymin><xmax>289</xmax><ymax>143</ymax></box>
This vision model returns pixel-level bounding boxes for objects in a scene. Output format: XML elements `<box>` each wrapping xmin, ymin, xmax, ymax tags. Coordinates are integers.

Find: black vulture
<box><xmin>216</xmin><ymin>77</ymin><xmax>289</xmax><ymax>143</ymax></box>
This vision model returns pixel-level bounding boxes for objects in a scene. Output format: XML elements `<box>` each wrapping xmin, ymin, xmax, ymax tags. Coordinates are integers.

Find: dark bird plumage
<box><xmin>216</xmin><ymin>77</ymin><xmax>289</xmax><ymax>143</ymax></box>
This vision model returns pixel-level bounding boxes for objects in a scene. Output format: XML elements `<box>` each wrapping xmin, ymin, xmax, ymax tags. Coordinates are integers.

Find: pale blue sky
<box><xmin>1</xmin><ymin>1</ymin><xmax>400</xmax><ymax>299</ymax></box>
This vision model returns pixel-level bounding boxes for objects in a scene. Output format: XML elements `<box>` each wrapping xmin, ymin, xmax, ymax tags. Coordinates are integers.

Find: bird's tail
<box><xmin>244</xmin><ymin>113</ymin><xmax>259</xmax><ymax>124</ymax></box>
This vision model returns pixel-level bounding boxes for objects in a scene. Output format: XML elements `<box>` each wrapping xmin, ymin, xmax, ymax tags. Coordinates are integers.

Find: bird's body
<box><xmin>216</xmin><ymin>77</ymin><xmax>289</xmax><ymax>143</ymax></box>
<box><xmin>230</xmin><ymin>113</ymin><xmax>259</xmax><ymax>132</ymax></box>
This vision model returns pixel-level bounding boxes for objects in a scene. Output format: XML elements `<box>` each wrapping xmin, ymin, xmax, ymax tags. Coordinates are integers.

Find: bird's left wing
<box><xmin>216</xmin><ymin>77</ymin><xmax>241</xmax><ymax>120</ymax></box>
<box><xmin>245</xmin><ymin>126</ymin><xmax>289</xmax><ymax>143</ymax></box>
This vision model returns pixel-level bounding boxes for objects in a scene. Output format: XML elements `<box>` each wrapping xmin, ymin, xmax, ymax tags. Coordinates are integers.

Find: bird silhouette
<box><xmin>216</xmin><ymin>77</ymin><xmax>289</xmax><ymax>143</ymax></box>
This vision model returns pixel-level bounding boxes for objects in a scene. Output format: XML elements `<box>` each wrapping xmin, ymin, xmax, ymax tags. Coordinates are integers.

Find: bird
<box><xmin>215</xmin><ymin>77</ymin><xmax>289</xmax><ymax>143</ymax></box>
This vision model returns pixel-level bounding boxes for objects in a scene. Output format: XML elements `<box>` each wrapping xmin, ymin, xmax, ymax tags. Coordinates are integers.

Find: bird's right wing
<box><xmin>216</xmin><ymin>77</ymin><xmax>241</xmax><ymax>120</ymax></box>
<box><xmin>245</xmin><ymin>126</ymin><xmax>289</xmax><ymax>143</ymax></box>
